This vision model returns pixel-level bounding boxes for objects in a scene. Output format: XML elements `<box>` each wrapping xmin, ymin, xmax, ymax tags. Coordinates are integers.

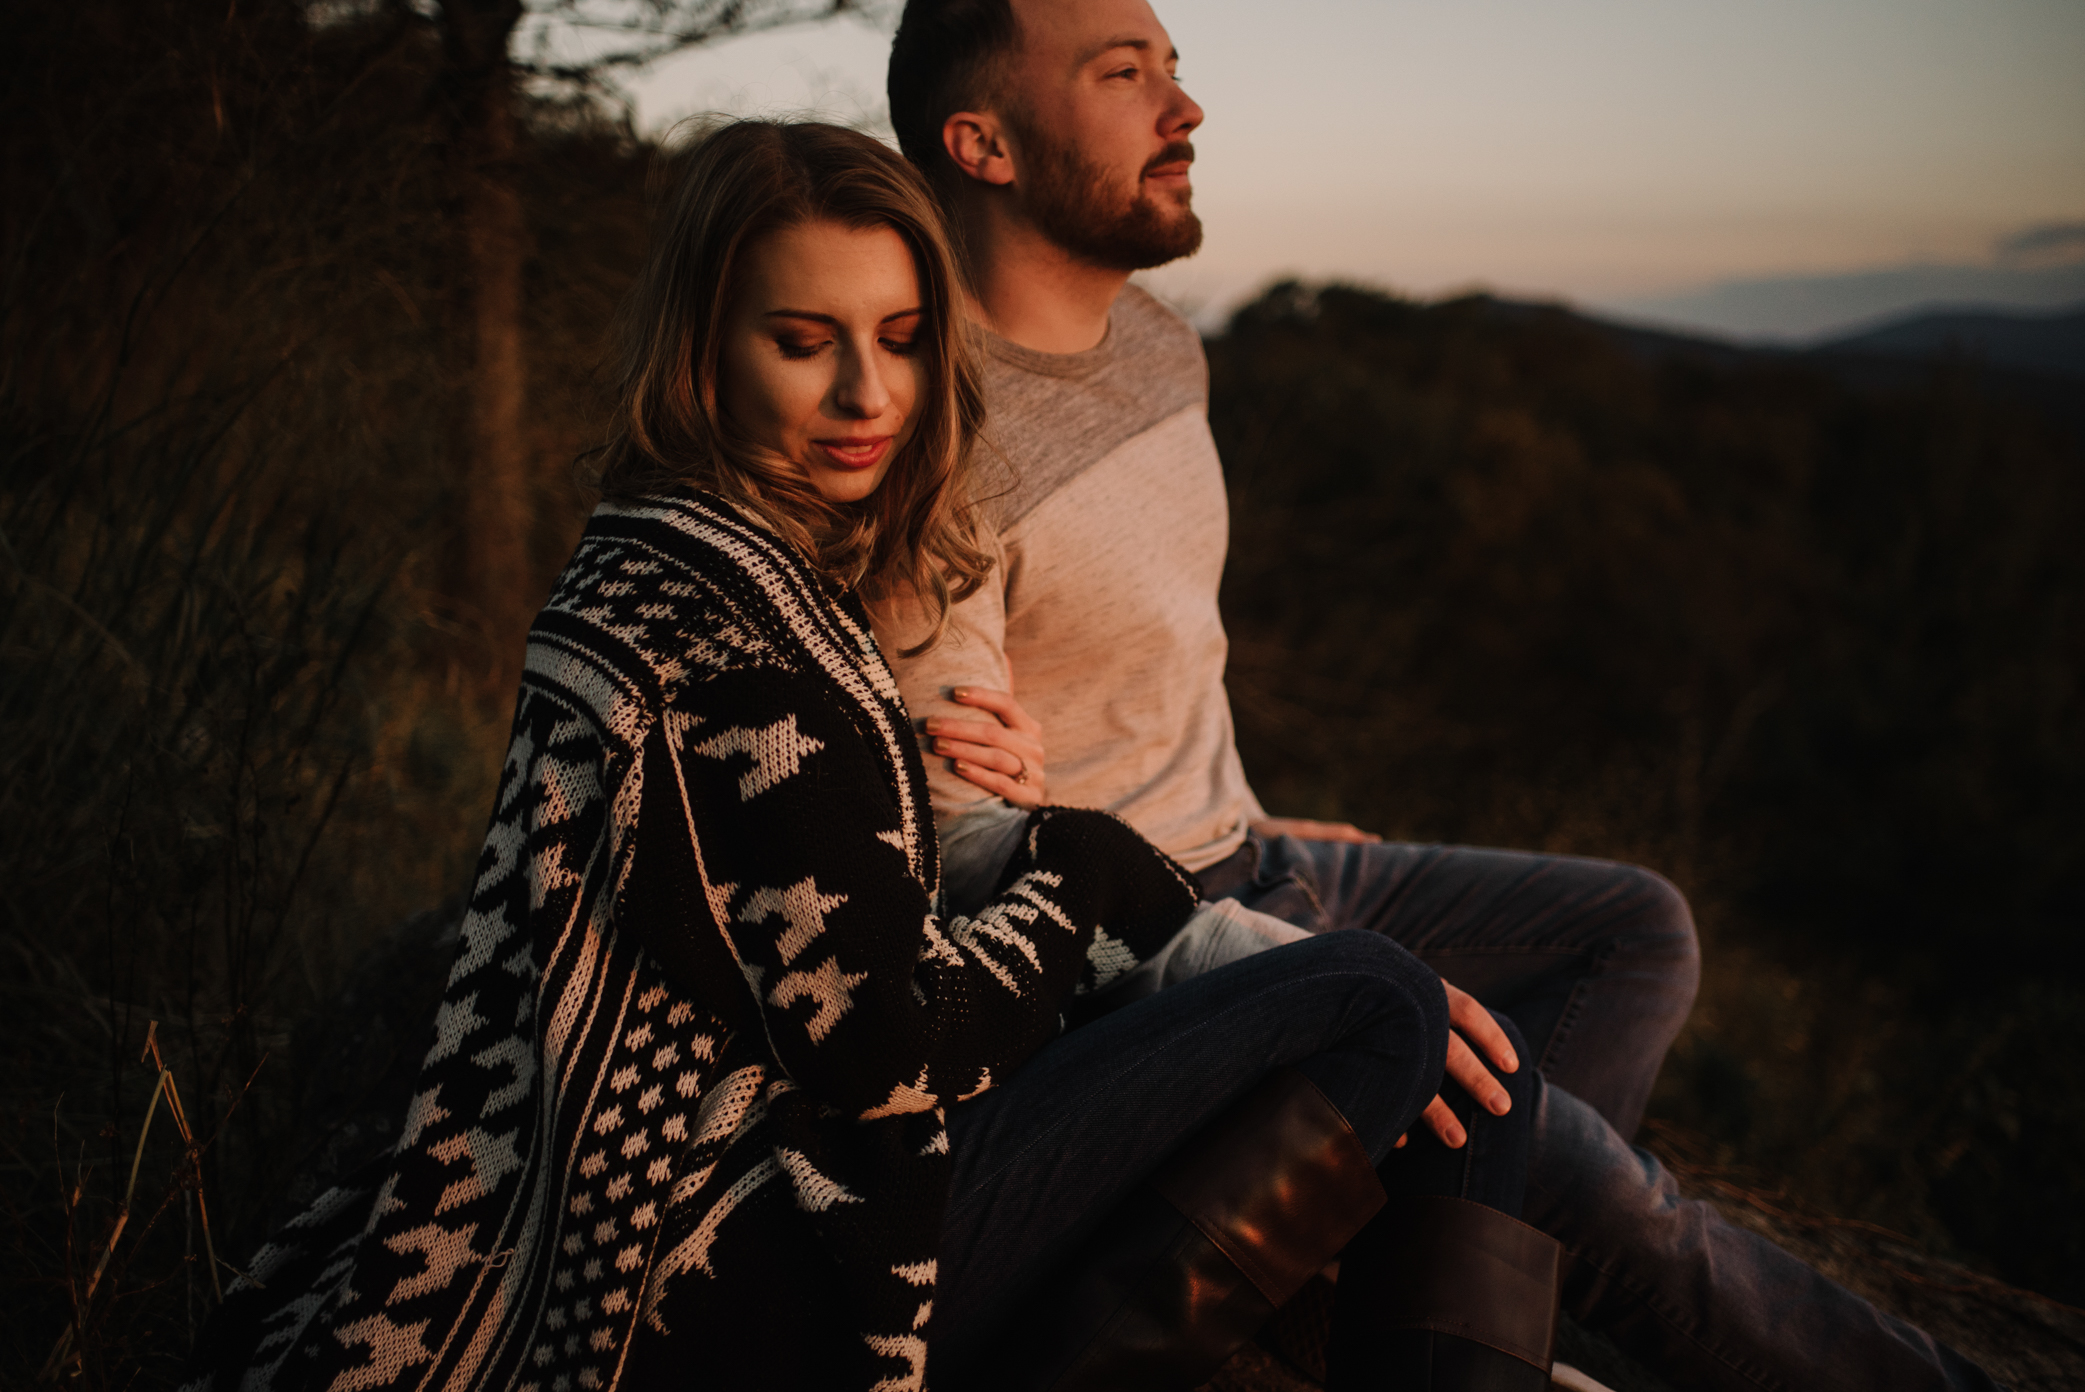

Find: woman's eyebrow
<box><xmin>764</xmin><ymin>308</ymin><xmax>924</xmax><ymax>325</ymax></box>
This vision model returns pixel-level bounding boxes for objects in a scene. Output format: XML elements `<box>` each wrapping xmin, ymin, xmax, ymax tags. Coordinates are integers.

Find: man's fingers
<box><xmin>1420</xmin><ymin>1095</ymin><xmax>1465</xmax><ymax>1149</ymax></box>
<box><xmin>1247</xmin><ymin>817</ymin><xmax>1382</xmax><ymax>844</ymax></box>
<box><xmin>1443</xmin><ymin>981</ymin><xmax>1519</xmax><ymax>1075</ymax></box>
<box><xmin>1444</xmin><ymin>1032</ymin><xmax>1512</xmax><ymax>1117</ymax></box>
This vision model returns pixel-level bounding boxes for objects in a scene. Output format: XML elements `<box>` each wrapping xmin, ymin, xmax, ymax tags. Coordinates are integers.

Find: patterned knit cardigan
<box><xmin>184</xmin><ymin>492</ymin><xmax>1200</xmax><ymax>1392</ymax></box>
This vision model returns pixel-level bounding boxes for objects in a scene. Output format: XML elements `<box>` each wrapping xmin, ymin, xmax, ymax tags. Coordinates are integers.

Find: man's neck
<box><xmin>963</xmin><ymin>209</ymin><xmax>1128</xmax><ymax>355</ymax></box>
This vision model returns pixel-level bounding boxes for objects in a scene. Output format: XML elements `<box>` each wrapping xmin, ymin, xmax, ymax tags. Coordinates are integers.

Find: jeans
<box><xmin>931</xmin><ymin>931</ymin><xmax>1533</xmax><ymax>1376</ymax></box>
<box><xmin>1205</xmin><ymin>832</ymin><xmax>2002</xmax><ymax>1392</ymax></box>
<box><xmin>1198</xmin><ymin>834</ymin><xmax>1700</xmax><ymax>1140</ymax></box>
<box><xmin>1529</xmin><ymin>1083</ymin><xmax>2004</xmax><ymax>1392</ymax></box>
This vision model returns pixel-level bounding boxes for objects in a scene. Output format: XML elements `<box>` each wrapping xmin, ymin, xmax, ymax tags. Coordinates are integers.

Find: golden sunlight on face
<box><xmin>718</xmin><ymin>220</ymin><xmax>925</xmax><ymax>505</ymax></box>
<box><xmin>1010</xmin><ymin>0</ymin><xmax>1202</xmax><ymax>210</ymax></box>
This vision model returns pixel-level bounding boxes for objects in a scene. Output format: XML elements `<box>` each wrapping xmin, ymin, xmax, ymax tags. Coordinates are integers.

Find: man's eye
<box><xmin>1108</xmin><ymin>66</ymin><xmax>1137</xmax><ymax>80</ymax></box>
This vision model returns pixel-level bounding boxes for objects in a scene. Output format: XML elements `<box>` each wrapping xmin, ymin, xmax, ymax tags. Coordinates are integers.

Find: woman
<box><xmin>184</xmin><ymin>120</ymin><xmax>1549</xmax><ymax>1392</ymax></box>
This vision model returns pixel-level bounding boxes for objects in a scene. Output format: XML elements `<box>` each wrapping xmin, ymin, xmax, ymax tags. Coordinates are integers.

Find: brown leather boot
<box><xmin>992</xmin><ymin>1068</ymin><xmax>1387</xmax><ymax>1392</ymax></box>
<box><xmin>1326</xmin><ymin>1194</ymin><xmax>1563</xmax><ymax>1392</ymax></box>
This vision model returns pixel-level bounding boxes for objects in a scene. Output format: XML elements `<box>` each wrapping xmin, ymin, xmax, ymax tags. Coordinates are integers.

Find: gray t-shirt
<box><xmin>874</xmin><ymin>285</ymin><xmax>1262</xmax><ymax>871</ymax></box>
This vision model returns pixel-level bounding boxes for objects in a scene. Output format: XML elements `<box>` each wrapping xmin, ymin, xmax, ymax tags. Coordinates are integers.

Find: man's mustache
<box><xmin>1142</xmin><ymin>142</ymin><xmax>1196</xmax><ymax>176</ymax></box>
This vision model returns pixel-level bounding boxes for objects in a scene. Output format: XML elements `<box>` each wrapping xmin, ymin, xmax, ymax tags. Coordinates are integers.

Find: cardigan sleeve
<box><xmin>626</xmin><ymin>666</ymin><xmax>1199</xmax><ymax>1121</ymax></box>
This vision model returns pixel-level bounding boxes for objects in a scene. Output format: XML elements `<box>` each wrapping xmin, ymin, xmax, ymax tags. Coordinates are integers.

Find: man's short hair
<box><xmin>887</xmin><ymin>0</ymin><xmax>1022</xmax><ymax>181</ymax></box>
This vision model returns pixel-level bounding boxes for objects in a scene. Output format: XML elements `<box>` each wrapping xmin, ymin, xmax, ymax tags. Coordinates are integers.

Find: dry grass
<box><xmin>0</xmin><ymin>6</ymin><xmax>644</xmax><ymax>1384</ymax></box>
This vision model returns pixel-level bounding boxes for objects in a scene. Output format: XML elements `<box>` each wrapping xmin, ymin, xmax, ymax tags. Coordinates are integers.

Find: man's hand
<box><xmin>1250</xmin><ymin>816</ymin><xmax>1381</xmax><ymax>844</ymax></box>
<box><xmin>1395</xmin><ymin>978</ymin><xmax>1519</xmax><ymax>1150</ymax></box>
<box><xmin>927</xmin><ymin>685</ymin><xmax>1047</xmax><ymax>810</ymax></box>
<box><xmin>1248</xmin><ymin>818</ymin><xmax>1500</xmax><ymax>1146</ymax></box>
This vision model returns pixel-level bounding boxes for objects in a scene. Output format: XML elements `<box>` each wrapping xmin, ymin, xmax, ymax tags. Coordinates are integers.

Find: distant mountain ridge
<box><xmin>1211</xmin><ymin>287</ymin><xmax>2084</xmax><ymax>435</ymax></box>
<box><xmin>1813</xmin><ymin>303</ymin><xmax>2085</xmax><ymax>380</ymax></box>
<box><xmin>1600</xmin><ymin>259</ymin><xmax>2085</xmax><ymax>342</ymax></box>
<box><xmin>1424</xmin><ymin>292</ymin><xmax>2085</xmax><ymax>438</ymax></box>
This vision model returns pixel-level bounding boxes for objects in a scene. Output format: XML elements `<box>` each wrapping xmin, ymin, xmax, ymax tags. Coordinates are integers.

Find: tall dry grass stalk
<box><xmin>36</xmin><ymin>1024</ymin><xmax>247</xmax><ymax>1384</ymax></box>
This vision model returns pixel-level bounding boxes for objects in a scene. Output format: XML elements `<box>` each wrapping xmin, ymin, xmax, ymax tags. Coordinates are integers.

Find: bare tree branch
<box><xmin>513</xmin><ymin>0</ymin><xmax>878</xmax><ymax>87</ymax></box>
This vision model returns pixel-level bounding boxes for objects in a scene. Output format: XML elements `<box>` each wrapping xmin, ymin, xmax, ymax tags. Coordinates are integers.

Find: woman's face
<box><xmin>717</xmin><ymin>219</ymin><xmax>926</xmax><ymax>504</ymax></box>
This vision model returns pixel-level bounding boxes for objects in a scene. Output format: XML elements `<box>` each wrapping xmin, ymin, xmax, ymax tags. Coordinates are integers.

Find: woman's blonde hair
<box><xmin>594</xmin><ymin>119</ymin><xmax>992</xmax><ymax>650</ymax></box>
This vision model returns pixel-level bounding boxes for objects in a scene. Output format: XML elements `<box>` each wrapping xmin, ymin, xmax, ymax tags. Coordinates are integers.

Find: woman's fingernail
<box><xmin>1491</xmin><ymin>1094</ymin><xmax>1511</xmax><ymax>1115</ymax></box>
<box><xmin>1504</xmin><ymin>1053</ymin><xmax>1519</xmax><ymax>1071</ymax></box>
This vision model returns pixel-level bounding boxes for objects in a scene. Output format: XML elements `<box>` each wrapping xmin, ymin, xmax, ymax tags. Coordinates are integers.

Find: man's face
<box><xmin>1001</xmin><ymin>0</ymin><xmax>1205</xmax><ymax>270</ymax></box>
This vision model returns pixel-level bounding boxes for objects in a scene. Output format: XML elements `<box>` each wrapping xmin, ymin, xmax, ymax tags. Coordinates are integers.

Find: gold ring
<box><xmin>1014</xmin><ymin>762</ymin><xmax>1030</xmax><ymax>786</ymax></box>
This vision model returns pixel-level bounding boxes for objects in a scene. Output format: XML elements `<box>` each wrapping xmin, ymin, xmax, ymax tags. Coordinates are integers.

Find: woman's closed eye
<box><xmin>776</xmin><ymin>335</ymin><xmax>831</xmax><ymax>360</ymax></box>
<box><xmin>879</xmin><ymin>334</ymin><xmax>920</xmax><ymax>357</ymax></box>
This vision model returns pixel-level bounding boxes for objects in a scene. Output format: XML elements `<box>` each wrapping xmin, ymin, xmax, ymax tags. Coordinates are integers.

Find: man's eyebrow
<box><xmin>1075</xmin><ymin>35</ymin><xmax>1176</xmax><ymax>68</ymax></box>
<box><xmin>763</xmin><ymin>308</ymin><xmax>924</xmax><ymax>325</ymax></box>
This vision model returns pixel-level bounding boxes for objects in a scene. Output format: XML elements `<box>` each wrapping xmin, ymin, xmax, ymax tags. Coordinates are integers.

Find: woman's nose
<box><xmin>831</xmin><ymin>339</ymin><xmax>892</xmax><ymax>419</ymax></box>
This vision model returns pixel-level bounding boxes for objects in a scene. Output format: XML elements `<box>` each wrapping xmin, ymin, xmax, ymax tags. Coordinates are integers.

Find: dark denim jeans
<box><xmin>931</xmin><ymin>931</ymin><xmax>1535</xmax><ymax>1376</ymax></box>
<box><xmin>1205</xmin><ymin>832</ymin><xmax>2002</xmax><ymax>1392</ymax></box>
<box><xmin>1198</xmin><ymin>834</ymin><xmax>1701</xmax><ymax>1140</ymax></box>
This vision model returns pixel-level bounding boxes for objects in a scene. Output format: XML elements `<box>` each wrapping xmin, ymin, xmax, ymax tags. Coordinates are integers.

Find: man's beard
<box><xmin>1017</xmin><ymin>127</ymin><xmax>1203</xmax><ymax>272</ymax></box>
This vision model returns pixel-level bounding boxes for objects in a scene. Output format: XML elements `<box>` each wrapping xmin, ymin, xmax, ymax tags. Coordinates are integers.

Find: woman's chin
<box><xmin>805</xmin><ymin>460</ymin><xmax>894</xmax><ymax>504</ymax></box>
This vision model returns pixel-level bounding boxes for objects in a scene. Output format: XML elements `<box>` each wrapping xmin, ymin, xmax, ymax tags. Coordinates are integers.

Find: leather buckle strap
<box><xmin>1367</xmin><ymin>1195</ymin><xmax>1562</xmax><ymax>1370</ymax></box>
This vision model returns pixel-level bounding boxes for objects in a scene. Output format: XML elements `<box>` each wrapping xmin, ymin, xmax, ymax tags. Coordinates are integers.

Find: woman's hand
<box><xmin>927</xmin><ymin>685</ymin><xmax>1046</xmax><ymax>810</ymax></box>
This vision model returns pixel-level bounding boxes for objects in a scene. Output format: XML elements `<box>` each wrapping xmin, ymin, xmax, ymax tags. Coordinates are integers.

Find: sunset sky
<box><xmin>604</xmin><ymin>0</ymin><xmax>2085</xmax><ymax>341</ymax></box>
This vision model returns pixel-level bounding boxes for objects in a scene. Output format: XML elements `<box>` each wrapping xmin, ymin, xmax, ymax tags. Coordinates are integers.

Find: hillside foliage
<box><xmin>1209</xmin><ymin>283</ymin><xmax>2085</xmax><ymax>1303</ymax></box>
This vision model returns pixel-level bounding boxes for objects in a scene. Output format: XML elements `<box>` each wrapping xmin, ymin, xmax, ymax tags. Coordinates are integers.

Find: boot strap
<box><xmin>1151</xmin><ymin>1068</ymin><xmax>1387</xmax><ymax>1306</ymax></box>
<box><xmin>1367</xmin><ymin>1195</ymin><xmax>1562</xmax><ymax>1371</ymax></box>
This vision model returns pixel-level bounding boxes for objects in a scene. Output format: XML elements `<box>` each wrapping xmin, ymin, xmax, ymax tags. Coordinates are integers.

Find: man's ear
<box><xmin>942</xmin><ymin>112</ymin><xmax>1017</xmax><ymax>188</ymax></box>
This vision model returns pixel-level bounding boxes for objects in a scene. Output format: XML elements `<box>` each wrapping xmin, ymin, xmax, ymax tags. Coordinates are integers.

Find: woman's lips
<box><xmin>814</xmin><ymin>435</ymin><xmax>894</xmax><ymax>471</ymax></box>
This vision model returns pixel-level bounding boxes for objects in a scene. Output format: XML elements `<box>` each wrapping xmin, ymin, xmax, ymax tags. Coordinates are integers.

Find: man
<box><xmin>873</xmin><ymin>1</ymin><xmax>2003</xmax><ymax>1388</ymax></box>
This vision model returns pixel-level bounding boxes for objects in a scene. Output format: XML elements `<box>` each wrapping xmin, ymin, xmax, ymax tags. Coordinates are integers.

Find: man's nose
<box><xmin>1167</xmin><ymin>80</ymin><xmax>1204</xmax><ymax>137</ymax></box>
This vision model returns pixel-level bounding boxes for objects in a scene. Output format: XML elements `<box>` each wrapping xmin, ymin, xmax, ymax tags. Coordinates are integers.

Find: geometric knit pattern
<box><xmin>182</xmin><ymin>491</ymin><xmax>1199</xmax><ymax>1392</ymax></box>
